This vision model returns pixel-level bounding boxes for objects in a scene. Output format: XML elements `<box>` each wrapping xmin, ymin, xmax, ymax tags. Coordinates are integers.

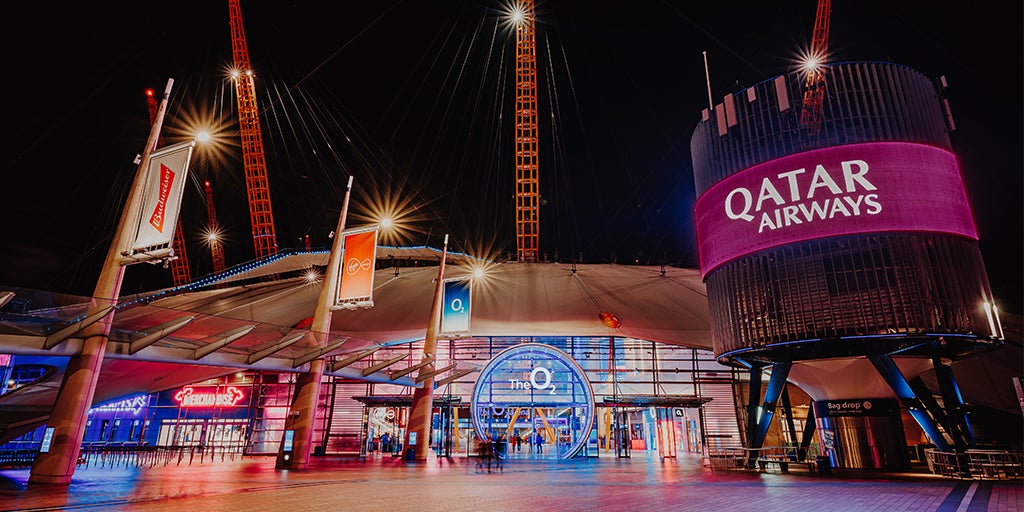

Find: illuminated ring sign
<box><xmin>694</xmin><ymin>142</ymin><xmax>977</xmax><ymax>277</ymax></box>
<box><xmin>471</xmin><ymin>343</ymin><xmax>595</xmax><ymax>459</ymax></box>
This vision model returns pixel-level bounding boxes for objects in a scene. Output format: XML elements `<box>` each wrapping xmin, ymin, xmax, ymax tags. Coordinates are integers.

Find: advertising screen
<box><xmin>693</xmin><ymin>142</ymin><xmax>977</xmax><ymax>277</ymax></box>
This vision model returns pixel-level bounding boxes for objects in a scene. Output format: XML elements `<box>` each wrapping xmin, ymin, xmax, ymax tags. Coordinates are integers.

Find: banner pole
<box><xmin>29</xmin><ymin>78</ymin><xmax>175</xmax><ymax>486</ymax></box>
<box><xmin>406</xmin><ymin>234</ymin><xmax>449</xmax><ymax>461</ymax></box>
<box><xmin>277</xmin><ymin>175</ymin><xmax>353</xmax><ymax>469</ymax></box>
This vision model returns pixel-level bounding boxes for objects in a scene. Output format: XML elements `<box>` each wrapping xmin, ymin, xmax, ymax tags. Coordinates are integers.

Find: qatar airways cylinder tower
<box><xmin>690</xmin><ymin>62</ymin><xmax>1004</xmax><ymax>470</ymax></box>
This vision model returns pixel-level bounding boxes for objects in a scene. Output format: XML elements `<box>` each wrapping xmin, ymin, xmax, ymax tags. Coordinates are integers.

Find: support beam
<box><xmin>194</xmin><ymin>325</ymin><xmax>255</xmax><ymax>360</ymax></box>
<box><xmin>43</xmin><ymin>306</ymin><xmax>115</xmax><ymax>350</ymax></box>
<box><xmin>246</xmin><ymin>331</ymin><xmax>306</xmax><ymax>365</ymax></box>
<box><xmin>30</xmin><ymin>78</ymin><xmax>176</xmax><ymax>487</ymax></box>
<box><xmin>388</xmin><ymin>356</ymin><xmax>434</xmax><ymax>381</ymax></box>
<box><xmin>780</xmin><ymin>386</ymin><xmax>799</xmax><ymax>448</ymax></box>
<box><xmin>868</xmin><ymin>353</ymin><xmax>951</xmax><ymax>452</ymax></box>
<box><xmin>361</xmin><ymin>353</ymin><xmax>409</xmax><ymax>377</ymax></box>
<box><xmin>753</xmin><ymin>362</ymin><xmax>792</xmax><ymax>449</ymax></box>
<box><xmin>434</xmin><ymin>368</ymin><xmax>476</xmax><ymax>387</ymax></box>
<box><xmin>405</xmin><ymin>234</ymin><xmax>449</xmax><ymax>461</ymax></box>
<box><xmin>292</xmin><ymin>339</ymin><xmax>347</xmax><ymax>368</ymax></box>
<box><xmin>275</xmin><ymin>175</ymin><xmax>355</xmax><ymax>471</ymax></box>
<box><xmin>798</xmin><ymin>405</ymin><xmax>816</xmax><ymax>463</ymax></box>
<box><xmin>743</xmin><ymin>363</ymin><xmax>764</xmax><ymax>468</ymax></box>
<box><xmin>128</xmin><ymin>316</ymin><xmax>195</xmax><ymax>355</ymax></box>
<box><xmin>908</xmin><ymin>376</ymin><xmax>953</xmax><ymax>437</ymax></box>
<box><xmin>416</xmin><ymin>363</ymin><xmax>456</xmax><ymax>384</ymax></box>
<box><xmin>330</xmin><ymin>347</ymin><xmax>380</xmax><ymax>372</ymax></box>
<box><xmin>932</xmin><ymin>355</ymin><xmax>975</xmax><ymax>449</ymax></box>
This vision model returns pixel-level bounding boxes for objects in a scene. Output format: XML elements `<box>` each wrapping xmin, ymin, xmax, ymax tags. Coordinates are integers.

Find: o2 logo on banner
<box><xmin>441</xmin><ymin>277</ymin><xmax>471</xmax><ymax>337</ymax></box>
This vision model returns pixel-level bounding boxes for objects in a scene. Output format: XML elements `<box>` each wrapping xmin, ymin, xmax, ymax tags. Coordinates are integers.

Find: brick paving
<box><xmin>0</xmin><ymin>452</ymin><xmax>1019</xmax><ymax>511</ymax></box>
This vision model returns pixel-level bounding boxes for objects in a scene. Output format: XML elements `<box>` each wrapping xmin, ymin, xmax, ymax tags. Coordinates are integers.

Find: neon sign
<box><xmin>693</xmin><ymin>142</ymin><xmax>977</xmax><ymax>277</ymax></box>
<box><xmin>90</xmin><ymin>395</ymin><xmax>149</xmax><ymax>415</ymax></box>
<box><xmin>174</xmin><ymin>386</ymin><xmax>245</xmax><ymax>408</ymax></box>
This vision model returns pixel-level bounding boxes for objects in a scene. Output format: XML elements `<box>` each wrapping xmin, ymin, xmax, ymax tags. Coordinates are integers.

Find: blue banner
<box><xmin>441</xmin><ymin>278</ymin><xmax>471</xmax><ymax>336</ymax></box>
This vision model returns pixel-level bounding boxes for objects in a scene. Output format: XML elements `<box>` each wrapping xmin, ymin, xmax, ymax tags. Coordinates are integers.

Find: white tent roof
<box><xmin>0</xmin><ymin>254</ymin><xmax>713</xmax><ymax>431</ymax></box>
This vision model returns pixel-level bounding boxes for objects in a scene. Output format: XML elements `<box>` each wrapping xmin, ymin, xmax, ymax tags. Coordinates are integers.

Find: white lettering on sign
<box><xmin>724</xmin><ymin>159</ymin><xmax>882</xmax><ymax>233</ymax></box>
<box><xmin>509</xmin><ymin>367</ymin><xmax>557</xmax><ymax>395</ymax></box>
<box><xmin>826</xmin><ymin>400</ymin><xmax>871</xmax><ymax>411</ymax></box>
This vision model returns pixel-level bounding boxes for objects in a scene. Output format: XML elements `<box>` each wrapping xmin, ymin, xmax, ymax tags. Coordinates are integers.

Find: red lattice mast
<box><xmin>228</xmin><ymin>0</ymin><xmax>278</xmax><ymax>259</ymax></box>
<box><xmin>204</xmin><ymin>180</ymin><xmax>227</xmax><ymax>275</ymax></box>
<box><xmin>514</xmin><ymin>0</ymin><xmax>539</xmax><ymax>262</ymax></box>
<box><xmin>799</xmin><ymin>0</ymin><xmax>831</xmax><ymax>135</ymax></box>
<box><xmin>147</xmin><ymin>88</ymin><xmax>192</xmax><ymax>286</ymax></box>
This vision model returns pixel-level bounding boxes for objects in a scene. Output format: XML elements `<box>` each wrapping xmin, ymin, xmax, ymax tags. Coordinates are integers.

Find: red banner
<box><xmin>147</xmin><ymin>163</ymin><xmax>175</xmax><ymax>233</ymax></box>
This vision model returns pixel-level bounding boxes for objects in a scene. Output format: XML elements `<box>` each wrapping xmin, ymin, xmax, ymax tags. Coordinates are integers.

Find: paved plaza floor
<box><xmin>0</xmin><ymin>451</ymin><xmax>1019</xmax><ymax>511</ymax></box>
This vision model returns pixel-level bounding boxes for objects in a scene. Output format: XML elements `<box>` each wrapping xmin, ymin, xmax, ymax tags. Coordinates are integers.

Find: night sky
<box><xmin>3</xmin><ymin>1</ymin><xmax>1021</xmax><ymax>314</ymax></box>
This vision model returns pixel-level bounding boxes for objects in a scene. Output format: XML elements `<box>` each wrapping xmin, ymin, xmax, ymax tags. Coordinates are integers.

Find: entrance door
<box><xmin>436</xmin><ymin>406</ymin><xmax>454</xmax><ymax>457</ymax></box>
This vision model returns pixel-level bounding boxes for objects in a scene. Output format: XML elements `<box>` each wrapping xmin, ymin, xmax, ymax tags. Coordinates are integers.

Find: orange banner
<box><xmin>336</xmin><ymin>228</ymin><xmax>378</xmax><ymax>304</ymax></box>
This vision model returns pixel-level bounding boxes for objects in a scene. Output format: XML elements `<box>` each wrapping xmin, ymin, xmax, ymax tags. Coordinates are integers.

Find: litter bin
<box><xmin>404</xmin><ymin>447</ymin><xmax>415</xmax><ymax>461</ymax></box>
<box><xmin>815</xmin><ymin>456</ymin><xmax>831</xmax><ymax>474</ymax></box>
<box><xmin>313</xmin><ymin>445</ymin><xmax>325</xmax><ymax>457</ymax></box>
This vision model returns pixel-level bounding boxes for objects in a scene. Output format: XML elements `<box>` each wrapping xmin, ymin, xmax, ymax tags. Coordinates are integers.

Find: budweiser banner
<box><xmin>333</xmin><ymin>226</ymin><xmax>379</xmax><ymax>308</ymax></box>
<box><xmin>441</xmin><ymin>277</ymin><xmax>471</xmax><ymax>337</ymax></box>
<box><xmin>126</xmin><ymin>140</ymin><xmax>195</xmax><ymax>263</ymax></box>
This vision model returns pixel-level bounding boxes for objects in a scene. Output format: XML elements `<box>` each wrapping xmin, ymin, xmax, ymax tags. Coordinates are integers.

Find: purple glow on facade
<box><xmin>694</xmin><ymin>142</ymin><xmax>977</xmax><ymax>277</ymax></box>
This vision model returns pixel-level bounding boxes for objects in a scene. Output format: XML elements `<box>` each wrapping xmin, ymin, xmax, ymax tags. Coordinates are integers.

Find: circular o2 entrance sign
<box><xmin>471</xmin><ymin>343</ymin><xmax>595</xmax><ymax>459</ymax></box>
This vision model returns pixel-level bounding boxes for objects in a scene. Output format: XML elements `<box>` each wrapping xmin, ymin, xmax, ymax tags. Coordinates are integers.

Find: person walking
<box><xmin>477</xmin><ymin>433</ymin><xmax>493</xmax><ymax>472</ymax></box>
<box><xmin>535</xmin><ymin>431</ymin><xmax>544</xmax><ymax>454</ymax></box>
<box><xmin>494</xmin><ymin>434</ymin><xmax>506</xmax><ymax>472</ymax></box>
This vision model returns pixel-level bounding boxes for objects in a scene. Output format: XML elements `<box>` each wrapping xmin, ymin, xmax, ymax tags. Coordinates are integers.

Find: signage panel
<box><xmin>128</xmin><ymin>140</ymin><xmax>195</xmax><ymax>261</ymax></box>
<box><xmin>89</xmin><ymin>395</ymin><xmax>149</xmax><ymax>415</ymax></box>
<box><xmin>173</xmin><ymin>386</ymin><xmax>245</xmax><ymax>408</ymax></box>
<box><xmin>335</xmin><ymin>227</ymin><xmax>379</xmax><ymax>307</ymax></box>
<box><xmin>441</xmin><ymin>278</ymin><xmax>471</xmax><ymax>337</ymax></box>
<box><xmin>40</xmin><ymin>427</ymin><xmax>55</xmax><ymax>453</ymax></box>
<box><xmin>693</xmin><ymin>142</ymin><xmax>977</xmax><ymax>277</ymax></box>
<box><xmin>812</xmin><ymin>398</ymin><xmax>900</xmax><ymax>418</ymax></box>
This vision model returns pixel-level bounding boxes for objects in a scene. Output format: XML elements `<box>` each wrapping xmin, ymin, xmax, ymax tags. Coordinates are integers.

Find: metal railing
<box><xmin>0</xmin><ymin>444</ymin><xmax>247</xmax><ymax>470</ymax></box>
<box><xmin>926</xmin><ymin>449</ymin><xmax>1023</xmax><ymax>480</ymax></box>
